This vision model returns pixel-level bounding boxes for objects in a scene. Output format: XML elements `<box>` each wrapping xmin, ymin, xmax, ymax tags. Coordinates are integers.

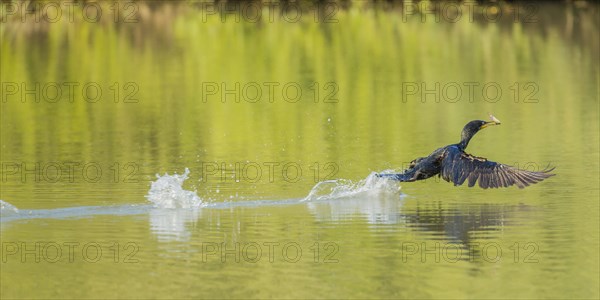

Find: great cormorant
<box><xmin>377</xmin><ymin>114</ymin><xmax>555</xmax><ymax>189</ymax></box>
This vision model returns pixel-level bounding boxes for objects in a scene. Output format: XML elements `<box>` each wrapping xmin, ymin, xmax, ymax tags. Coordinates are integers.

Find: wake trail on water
<box><xmin>145</xmin><ymin>168</ymin><xmax>401</xmax><ymax>207</ymax></box>
<box><xmin>146</xmin><ymin>168</ymin><xmax>401</xmax><ymax>208</ymax></box>
<box><xmin>0</xmin><ymin>168</ymin><xmax>402</xmax><ymax>222</ymax></box>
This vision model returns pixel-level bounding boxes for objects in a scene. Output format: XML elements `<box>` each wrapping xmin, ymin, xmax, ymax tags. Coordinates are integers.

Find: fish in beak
<box><xmin>481</xmin><ymin>113</ymin><xmax>501</xmax><ymax>129</ymax></box>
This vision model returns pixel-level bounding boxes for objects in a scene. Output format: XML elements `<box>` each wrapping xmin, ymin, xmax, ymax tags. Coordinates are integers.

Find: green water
<box><xmin>1</xmin><ymin>1</ymin><xmax>599</xmax><ymax>299</ymax></box>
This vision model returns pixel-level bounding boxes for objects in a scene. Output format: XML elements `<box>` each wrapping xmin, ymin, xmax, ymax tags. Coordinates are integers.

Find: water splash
<box><xmin>303</xmin><ymin>171</ymin><xmax>401</xmax><ymax>202</ymax></box>
<box><xmin>0</xmin><ymin>200</ymin><xmax>19</xmax><ymax>216</ymax></box>
<box><xmin>146</xmin><ymin>168</ymin><xmax>204</xmax><ymax>208</ymax></box>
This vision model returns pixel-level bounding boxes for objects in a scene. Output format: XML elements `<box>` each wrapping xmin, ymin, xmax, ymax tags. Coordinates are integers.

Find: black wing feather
<box><xmin>441</xmin><ymin>146</ymin><xmax>555</xmax><ymax>189</ymax></box>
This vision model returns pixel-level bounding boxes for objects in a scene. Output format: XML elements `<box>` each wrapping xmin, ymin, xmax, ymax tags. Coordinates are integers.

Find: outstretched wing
<box><xmin>440</xmin><ymin>146</ymin><xmax>555</xmax><ymax>189</ymax></box>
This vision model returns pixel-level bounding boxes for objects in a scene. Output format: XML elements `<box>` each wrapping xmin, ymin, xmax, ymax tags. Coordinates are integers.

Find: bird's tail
<box><xmin>375</xmin><ymin>172</ymin><xmax>414</xmax><ymax>182</ymax></box>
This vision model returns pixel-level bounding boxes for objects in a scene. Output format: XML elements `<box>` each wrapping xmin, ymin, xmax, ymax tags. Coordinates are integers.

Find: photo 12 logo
<box><xmin>1</xmin><ymin>161</ymin><xmax>139</xmax><ymax>183</ymax></box>
<box><xmin>1</xmin><ymin>242</ymin><xmax>140</xmax><ymax>263</ymax></box>
<box><xmin>401</xmin><ymin>81</ymin><xmax>539</xmax><ymax>103</ymax></box>
<box><xmin>198</xmin><ymin>1</ymin><xmax>339</xmax><ymax>23</ymax></box>
<box><xmin>401</xmin><ymin>242</ymin><xmax>539</xmax><ymax>263</ymax></box>
<box><xmin>198</xmin><ymin>161</ymin><xmax>339</xmax><ymax>183</ymax></box>
<box><xmin>200</xmin><ymin>241</ymin><xmax>340</xmax><ymax>263</ymax></box>
<box><xmin>400</xmin><ymin>1</ymin><xmax>538</xmax><ymax>23</ymax></box>
<box><xmin>1</xmin><ymin>82</ymin><xmax>139</xmax><ymax>103</ymax></box>
<box><xmin>1</xmin><ymin>1</ymin><xmax>139</xmax><ymax>23</ymax></box>
<box><xmin>201</xmin><ymin>82</ymin><xmax>338</xmax><ymax>104</ymax></box>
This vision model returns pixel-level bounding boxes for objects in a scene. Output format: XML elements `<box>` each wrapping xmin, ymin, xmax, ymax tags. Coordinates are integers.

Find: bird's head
<box><xmin>459</xmin><ymin>114</ymin><xmax>501</xmax><ymax>149</ymax></box>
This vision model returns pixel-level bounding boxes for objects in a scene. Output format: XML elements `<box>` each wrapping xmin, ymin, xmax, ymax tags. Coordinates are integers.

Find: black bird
<box><xmin>377</xmin><ymin>115</ymin><xmax>555</xmax><ymax>189</ymax></box>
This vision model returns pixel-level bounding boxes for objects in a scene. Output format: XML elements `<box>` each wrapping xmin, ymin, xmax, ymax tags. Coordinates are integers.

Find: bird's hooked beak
<box><xmin>481</xmin><ymin>113</ymin><xmax>501</xmax><ymax>129</ymax></box>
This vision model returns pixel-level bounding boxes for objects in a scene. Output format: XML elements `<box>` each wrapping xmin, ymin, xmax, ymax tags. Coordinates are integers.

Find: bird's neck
<box><xmin>458</xmin><ymin>132</ymin><xmax>474</xmax><ymax>151</ymax></box>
